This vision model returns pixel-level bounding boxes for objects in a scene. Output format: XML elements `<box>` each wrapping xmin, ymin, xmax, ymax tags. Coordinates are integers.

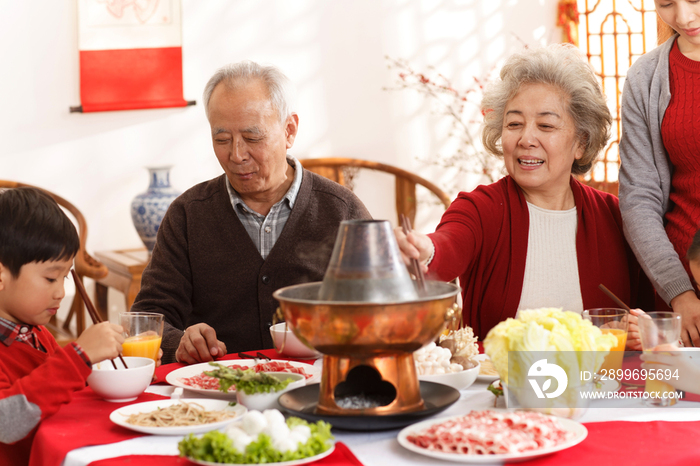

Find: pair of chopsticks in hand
<box><xmin>400</xmin><ymin>214</ymin><xmax>426</xmax><ymax>292</ymax></box>
<box><xmin>70</xmin><ymin>269</ymin><xmax>129</xmax><ymax>369</ymax></box>
<box><xmin>598</xmin><ymin>284</ymin><xmax>632</xmax><ymax>311</ymax></box>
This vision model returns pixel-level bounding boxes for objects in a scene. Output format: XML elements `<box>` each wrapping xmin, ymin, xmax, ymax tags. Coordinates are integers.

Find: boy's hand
<box><xmin>626</xmin><ymin>308</ymin><xmax>647</xmax><ymax>351</ymax></box>
<box><xmin>77</xmin><ymin>322</ymin><xmax>125</xmax><ymax>363</ymax></box>
<box><xmin>151</xmin><ymin>348</ymin><xmax>164</xmax><ymax>383</ymax></box>
<box><xmin>641</xmin><ymin>349</ymin><xmax>700</xmax><ymax>394</ymax></box>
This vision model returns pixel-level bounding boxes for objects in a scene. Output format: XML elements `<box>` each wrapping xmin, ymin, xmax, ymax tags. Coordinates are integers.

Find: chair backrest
<box><xmin>0</xmin><ymin>180</ymin><xmax>108</xmax><ymax>344</ymax></box>
<box><xmin>299</xmin><ymin>158</ymin><xmax>451</xmax><ymax>225</ymax></box>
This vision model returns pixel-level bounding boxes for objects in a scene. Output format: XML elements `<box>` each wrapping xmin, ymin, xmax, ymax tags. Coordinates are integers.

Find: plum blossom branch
<box><xmin>384</xmin><ymin>56</ymin><xmax>503</xmax><ymax>197</ymax></box>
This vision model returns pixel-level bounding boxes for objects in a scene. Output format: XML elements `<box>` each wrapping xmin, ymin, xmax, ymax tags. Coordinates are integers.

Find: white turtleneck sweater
<box><xmin>517</xmin><ymin>202</ymin><xmax>583</xmax><ymax>315</ymax></box>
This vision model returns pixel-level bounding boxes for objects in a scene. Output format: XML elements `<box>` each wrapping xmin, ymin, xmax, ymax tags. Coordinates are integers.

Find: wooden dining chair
<box><xmin>299</xmin><ymin>157</ymin><xmax>451</xmax><ymax>225</ymax></box>
<box><xmin>0</xmin><ymin>180</ymin><xmax>108</xmax><ymax>345</ymax></box>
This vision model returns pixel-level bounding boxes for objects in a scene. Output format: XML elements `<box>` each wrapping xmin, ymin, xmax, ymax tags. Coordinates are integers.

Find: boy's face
<box><xmin>691</xmin><ymin>259</ymin><xmax>700</xmax><ymax>288</ymax></box>
<box><xmin>0</xmin><ymin>258</ymin><xmax>73</xmax><ymax>326</ymax></box>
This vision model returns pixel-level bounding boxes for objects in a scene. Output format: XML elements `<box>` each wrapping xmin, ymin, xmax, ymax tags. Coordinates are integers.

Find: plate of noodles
<box><xmin>166</xmin><ymin>359</ymin><xmax>321</xmax><ymax>399</ymax></box>
<box><xmin>109</xmin><ymin>399</ymin><xmax>247</xmax><ymax>435</ymax></box>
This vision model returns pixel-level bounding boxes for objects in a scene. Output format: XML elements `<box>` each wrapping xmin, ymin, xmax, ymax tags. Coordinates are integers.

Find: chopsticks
<box><xmin>400</xmin><ymin>214</ymin><xmax>426</xmax><ymax>292</ymax></box>
<box><xmin>238</xmin><ymin>352</ymin><xmax>271</xmax><ymax>361</ymax></box>
<box><xmin>70</xmin><ymin>269</ymin><xmax>128</xmax><ymax>369</ymax></box>
<box><xmin>598</xmin><ymin>284</ymin><xmax>632</xmax><ymax>312</ymax></box>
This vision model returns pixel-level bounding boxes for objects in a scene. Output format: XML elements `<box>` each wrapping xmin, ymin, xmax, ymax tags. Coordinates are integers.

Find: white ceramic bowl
<box><xmin>87</xmin><ymin>356</ymin><xmax>155</xmax><ymax>402</ymax></box>
<box><xmin>235</xmin><ymin>372</ymin><xmax>305</xmax><ymax>411</ymax></box>
<box><xmin>270</xmin><ymin>323</ymin><xmax>321</xmax><ymax>359</ymax></box>
<box><xmin>418</xmin><ymin>362</ymin><xmax>480</xmax><ymax>391</ymax></box>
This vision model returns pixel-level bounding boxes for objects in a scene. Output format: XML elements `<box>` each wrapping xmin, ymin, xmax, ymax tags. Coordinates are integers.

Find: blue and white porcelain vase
<box><xmin>130</xmin><ymin>166</ymin><xmax>181</xmax><ymax>254</ymax></box>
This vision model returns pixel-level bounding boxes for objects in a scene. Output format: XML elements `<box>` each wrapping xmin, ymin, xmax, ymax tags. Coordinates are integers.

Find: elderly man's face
<box><xmin>208</xmin><ymin>80</ymin><xmax>298</xmax><ymax>200</ymax></box>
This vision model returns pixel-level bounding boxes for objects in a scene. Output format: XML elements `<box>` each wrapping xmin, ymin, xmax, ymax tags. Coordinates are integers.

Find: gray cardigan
<box><xmin>618</xmin><ymin>35</ymin><xmax>694</xmax><ymax>305</ymax></box>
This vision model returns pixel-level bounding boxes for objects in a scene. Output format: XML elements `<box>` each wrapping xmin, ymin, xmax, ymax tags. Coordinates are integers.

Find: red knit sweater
<box><xmin>428</xmin><ymin>176</ymin><xmax>651</xmax><ymax>340</ymax></box>
<box><xmin>662</xmin><ymin>39</ymin><xmax>700</xmax><ymax>293</ymax></box>
<box><xmin>0</xmin><ymin>329</ymin><xmax>92</xmax><ymax>466</ymax></box>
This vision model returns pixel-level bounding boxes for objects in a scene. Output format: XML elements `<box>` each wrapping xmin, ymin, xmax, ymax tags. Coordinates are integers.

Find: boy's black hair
<box><xmin>688</xmin><ymin>227</ymin><xmax>700</xmax><ymax>263</ymax></box>
<box><xmin>0</xmin><ymin>187</ymin><xmax>80</xmax><ymax>278</ymax></box>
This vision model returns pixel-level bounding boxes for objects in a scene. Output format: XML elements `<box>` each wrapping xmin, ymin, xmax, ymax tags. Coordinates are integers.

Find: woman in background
<box><xmin>618</xmin><ymin>0</ymin><xmax>700</xmax><ymax>347</ymax></box>
<box><xmin>396</xmin><ymin>44</ymin><xmax>650</xmax><ymax>342</ymax></box>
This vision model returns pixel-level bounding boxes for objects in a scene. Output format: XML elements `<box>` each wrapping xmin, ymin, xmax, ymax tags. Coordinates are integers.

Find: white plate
<box><xmin>165</xmin><ymin>359</ymin><xmax>322</xmax><ymax>399</ymax></box>
<box><xmin>109</xmin><ymin>399</ymin><xmax>247</xmax><ymax>436</ymax></box>
<box><xmin>397</xmin><ymin>409</ymin><xmax>587</xmax><ymax>463</ymax></box>
<box><xmin>473</xmin><ymin>354</ymin><xmax>499</xmax><ymax>383</ymax></box>
<box><xmin>595</xmin><ymin>377</ymin><xmax>621</xmax><ymax>393</ymax></box>
<box><xmin>187</xmin><ymin>444</ymin><xmax>335</xmax><ymax>465</ymax></box>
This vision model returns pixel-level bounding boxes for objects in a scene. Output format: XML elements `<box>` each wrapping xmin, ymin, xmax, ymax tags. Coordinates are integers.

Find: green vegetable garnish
<box><xmin>487</xmin><ymin>380</ymin><xmax>503</xmax><ymax>407</ymax></box>
<box><xmin>204</xmin><ymin>363</ymin><xmax>293</xmax><ymax>394</ymax></box>
<box><xmin>178</xmin><ymin>417</ymin><xmax>333</xmax><ymax>464</ymax></box>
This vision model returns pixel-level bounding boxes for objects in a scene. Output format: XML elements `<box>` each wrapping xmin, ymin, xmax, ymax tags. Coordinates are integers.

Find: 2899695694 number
<box><xmin>594</xmin><ymin>368</ymin><xmax>679</xmax><ymax>381</ymax></box>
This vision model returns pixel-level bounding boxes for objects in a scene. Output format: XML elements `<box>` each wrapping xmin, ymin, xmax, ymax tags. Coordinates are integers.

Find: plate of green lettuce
<box><xmin>179</xmin><ymin>416</ymin><xmax>334</xmax><ymax>465</ymax></box>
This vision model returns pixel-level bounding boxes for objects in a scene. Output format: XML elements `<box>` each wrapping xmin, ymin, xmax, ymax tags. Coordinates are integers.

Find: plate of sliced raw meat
<box><xmin>165</xmin><ymin>359</ymin><xmax>321</xmax><ymax>399</ymax></box>
<box><xmin>397</xmin><ymin>409</ymin><xmax>587</xmax><ymax>463</ymax></box>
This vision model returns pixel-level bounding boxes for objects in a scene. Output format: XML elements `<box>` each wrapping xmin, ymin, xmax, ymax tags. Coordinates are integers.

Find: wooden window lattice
<box><xmin>572</xmin><ymin>0</ymin><xmax>659</xmax><ymax>195</ymax></box>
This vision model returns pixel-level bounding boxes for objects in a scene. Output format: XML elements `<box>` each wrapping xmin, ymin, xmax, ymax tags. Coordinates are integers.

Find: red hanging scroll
<box><xmin>75</xmin><ymin>0</ymin><xmax>191</xmax><ymax>113</ymax></box>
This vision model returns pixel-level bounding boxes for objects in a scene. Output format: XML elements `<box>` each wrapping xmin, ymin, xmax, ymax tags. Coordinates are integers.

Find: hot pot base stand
<box><xmin>278</xmin><ymin>382</ymin><xmax>460</xmax><ymax>431</ymax></box>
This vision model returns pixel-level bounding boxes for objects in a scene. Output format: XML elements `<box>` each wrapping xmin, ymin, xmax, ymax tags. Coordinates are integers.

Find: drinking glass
<box><xmin>638</xmin><ymin>312</ymin><xmax>682</xmax><ymax>407</ymax></box>
<box><xmin>119</xmin><ymin>312</ymin><xmax>164</xmax><ymax>361</ymax></box>
<box><xmin>583</xmin><ymin>308</ymin><xmax>629</xmax><ymax>373</ymax></box>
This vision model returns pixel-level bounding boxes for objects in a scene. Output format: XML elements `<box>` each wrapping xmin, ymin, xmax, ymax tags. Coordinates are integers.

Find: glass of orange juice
<box><xmin>638</xmin><ymin>311</ymin><xmax>682</xmax><ymax>407</ymax></box>
<box><xmin>119</xmin><ymin>312</ymin><xmax>164</xmax><ymax>361</ymax></box>
<box><xmin>583</xmin><ymin>308</ymin><xmax>629</xmax><ymax>374</ymax></box>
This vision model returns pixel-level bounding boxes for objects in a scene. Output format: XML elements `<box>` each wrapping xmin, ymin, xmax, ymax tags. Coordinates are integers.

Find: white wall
<box><xmin>0</xmin><ymin>0</ymin><xmax>559</xmax><ymax>317</ymax></box>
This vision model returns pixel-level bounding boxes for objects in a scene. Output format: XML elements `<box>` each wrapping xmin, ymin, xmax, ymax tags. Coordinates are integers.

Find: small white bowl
<box><xmin>87</xmin><ymin>357</ymin><xmax>155</xmax><ymax>402</ymax></box>
<box><xmin>235</xmin><ymin>372</ymin><xmax>305</xmax><ymax>411</ymax></box>
<box><xmin>418</xmin><ymin>362</ymin><xmax>480</xmax><ymax>391</ymax></box>
<box><xmin>270</xmin><ymin>323</ymin><xmax>321</xmax><ymax>359</ymax></box>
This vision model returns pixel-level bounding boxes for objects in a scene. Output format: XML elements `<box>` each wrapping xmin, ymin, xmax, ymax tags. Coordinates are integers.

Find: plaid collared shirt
<box><xmin>226</xmin><ymin>156</ymin><xmax>303</xmax><ymax>260</ymax></box>
<box><xmin>0</xmin><ymin>316</ymin><xmax>91</xmax><ymax>366</ymax></box>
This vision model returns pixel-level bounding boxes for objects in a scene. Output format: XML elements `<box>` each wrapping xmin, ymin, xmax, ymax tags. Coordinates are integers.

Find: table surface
<box><xmin>56</xmin><ymin>355</ymin><xmax>700</xmax><ymax>466</ymax></box>
<box><xmin>94</xmin><ymin>248</ymin><xmax>150</xmax><ymax>273</ymax></box>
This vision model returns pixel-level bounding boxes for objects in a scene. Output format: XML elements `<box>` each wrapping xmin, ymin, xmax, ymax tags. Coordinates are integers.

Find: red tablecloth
<box><xmin>28</xmin><ymin>388</ymin><xmax>168</xmax><ymax>466</ymax></box>
<box><xmin>505</xmin><ymin>420</ymin><xmax>700</xmax><ymax>466</ymax></box>
<box><xmin>85</xmin><ymin>442</ymin><xmax>363</xmax><ymax>466</ymax></box>
<box><xmin>30</xmin><ymin>349</ymin><xmax>320</xmax><ymax>466</ymax></box>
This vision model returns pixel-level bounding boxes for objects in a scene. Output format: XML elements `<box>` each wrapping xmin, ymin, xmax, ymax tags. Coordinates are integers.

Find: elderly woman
<box><xmin>396</xmin><ymin>44</ymin><xmax>651</xmax><ymax>341</ymax></box>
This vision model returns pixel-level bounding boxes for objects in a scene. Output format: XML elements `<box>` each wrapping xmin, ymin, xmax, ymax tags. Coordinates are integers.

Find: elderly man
<box><xmin>131</xmin><ymin>61</ymin><xmax>371</xmax><ymax>364</ymax></box>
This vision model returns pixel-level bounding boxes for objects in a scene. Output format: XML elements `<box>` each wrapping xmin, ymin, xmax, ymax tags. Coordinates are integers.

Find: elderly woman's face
<box><xmin>501</xmin><ymin>83</ymin><xmax>583</xmax><ymax>202</ymax></box>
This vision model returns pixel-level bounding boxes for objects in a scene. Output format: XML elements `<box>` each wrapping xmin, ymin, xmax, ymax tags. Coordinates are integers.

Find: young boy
<box><xmin>640</xmin><ymin>227</ymin><xmax>700</xmax><ymax>395</ymax></box>
<box><xmin>0</xmin><ymin>187</ymin><xmax>125</xmax><ymax>466</ymax></box>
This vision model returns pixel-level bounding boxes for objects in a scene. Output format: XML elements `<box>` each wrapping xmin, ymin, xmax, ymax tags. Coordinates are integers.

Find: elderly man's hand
<box><xmin>176</xmin><ymin>323</ymin><xmax>227</xmax><ymax>365</ymax></box>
